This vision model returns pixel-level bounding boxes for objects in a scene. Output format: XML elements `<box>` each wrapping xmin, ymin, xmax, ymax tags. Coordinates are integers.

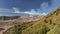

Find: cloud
<box><xmin>0</xmin><ymin>7</ymin><xmax>47</xmax><ymax>16</ymax></box>
<box><xmin>0</xmin><ymin>8</ymin><xmax>13</xmax><ymax>13</ymax></box>
<box><xmin>0</xmin><ymin>8</ymin><xmax>9</xmax><ymax>12</ymax></box>
<box><xmin>40</xmin><ymin>0</ymin><xmax>60</xmax><ymax>14</ymax></box>
<box><xmin>24</xmin><ymin>9</ymin><xmax>47</xmax><ymax>16</ymax></box>
<box><xmin>24</xmin><ymin>9</ymin><xmax>39</xmax><ymax>15</ymax></box>
<box><xmin>40</xmin><ymin>2</ymin><xmax>49</xmax><ymax>12</ymax></box>
<box><xmin>13</xmin><ymin>7</ymin><xmax>47</xmax><ymax>16</ymax></box>
<box><xmin>13</xmin><ymin>7</ymin><xmax>21</xmax><ymax>13</ymax></box>
<box><xmin>13</xmin><ymin>2</ymin><xmax>48</xmax><ymax>16</ymax></box>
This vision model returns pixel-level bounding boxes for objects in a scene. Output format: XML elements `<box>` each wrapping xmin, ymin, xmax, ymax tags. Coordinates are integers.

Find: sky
<box><xmin>0</xmin><ymin>0</ymin><xmax>60</xmax><ymax>16</ymax></box>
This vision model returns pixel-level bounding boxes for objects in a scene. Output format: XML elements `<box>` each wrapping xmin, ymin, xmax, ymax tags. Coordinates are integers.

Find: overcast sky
<box><xmin>0</xmin><ymin>0</ymin><xmax>60</xmax><ymax>16</ymax></box>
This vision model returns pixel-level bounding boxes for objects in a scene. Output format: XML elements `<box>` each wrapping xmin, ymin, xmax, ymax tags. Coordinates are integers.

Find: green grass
<box><xmin>47</xmin><ymin>24</ymin><xmax>60</xmax><ymax>34</ymax></box>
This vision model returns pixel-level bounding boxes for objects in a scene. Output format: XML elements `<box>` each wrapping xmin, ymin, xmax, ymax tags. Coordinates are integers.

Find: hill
<box><xmin>2</xmin><ymin>7</ymin><xmax>60</xmax><ymax>34</ymax></box>
<box><xmin>0</xmin><ymin>16</ymin><xmax>42</xmax><ymax>34</ymax></box>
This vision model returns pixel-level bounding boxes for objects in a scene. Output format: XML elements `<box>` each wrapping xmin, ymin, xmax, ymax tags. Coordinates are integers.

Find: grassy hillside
<box><xmin>47</xmin><ymin>25</ymin><xmax>60</xmax><ymax>34</ymax></box>
<box><xmin>3</xmin><ymin>7</ymin><xmax>60</xmax><ymax>34</ymax></box>
<box><xmin>3</xmin><ymin>21</ymin><xmax>39</xmax><ymax>34</ymax></box>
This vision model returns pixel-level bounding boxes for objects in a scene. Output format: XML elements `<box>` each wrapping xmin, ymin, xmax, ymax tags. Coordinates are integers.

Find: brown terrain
<box><xmin>0</xmin><ymin>16</ymin><xmax>44</xmax><ymax>34</ymax></box>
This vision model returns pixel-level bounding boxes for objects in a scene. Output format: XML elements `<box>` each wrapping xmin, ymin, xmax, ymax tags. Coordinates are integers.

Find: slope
<box><xmin>21</xmin><ymin>6</ymin><xmax>60</xmax><ymax>34</ymax></box>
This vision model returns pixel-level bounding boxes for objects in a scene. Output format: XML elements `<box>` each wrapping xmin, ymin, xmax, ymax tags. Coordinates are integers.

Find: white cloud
<box><xmin>0</xmin><ymin>8</ymin><xmax>13</xmax><ymax>13</ymax></box>
<box><xmin>40</xmin><ymin>2</ymin><xmax>49</xmax><ymax>11</ymax></box>
<box><xmin>13</xmin><ymin>7</ymin><xmax>21</xmax><ymax>13</ymax></box>
<box><xmin>40</xmin><ymin>0</ymin><xmax>60</xmax><ymax>14</ymax></box>
<box><xmin>24</xmin><ymin>9</ymin><xmax>46</xmax><ymax>16</ymax></box>
<box><xmin>0</xmin><ymin>8</ymin><xmax>9</xmax><ymax>12</ymax></box>
<box><xmin>24</xmin><ymin>9</ymin><xmax>39</xmax><ymax>15</ymax></box>
<box><xmin>0</xmin><ymin>7</ymin><xmax>47</xmax><ymax>16</ymax></box>
<box><xmin>13</xmin><ymin>7</ymin><xmax>47</xmax><ymax>16</ymax></box>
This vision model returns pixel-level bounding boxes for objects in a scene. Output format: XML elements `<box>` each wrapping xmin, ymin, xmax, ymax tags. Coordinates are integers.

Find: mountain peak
<box><xmin>47</xmin><ymin>6</ymin><xmax>60</xmax><ymax>17</ymax></box>
<box><xmin>52</xmin><ymin>6</ymin><xmax>60</xmax><ymax>14</ymax></box>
